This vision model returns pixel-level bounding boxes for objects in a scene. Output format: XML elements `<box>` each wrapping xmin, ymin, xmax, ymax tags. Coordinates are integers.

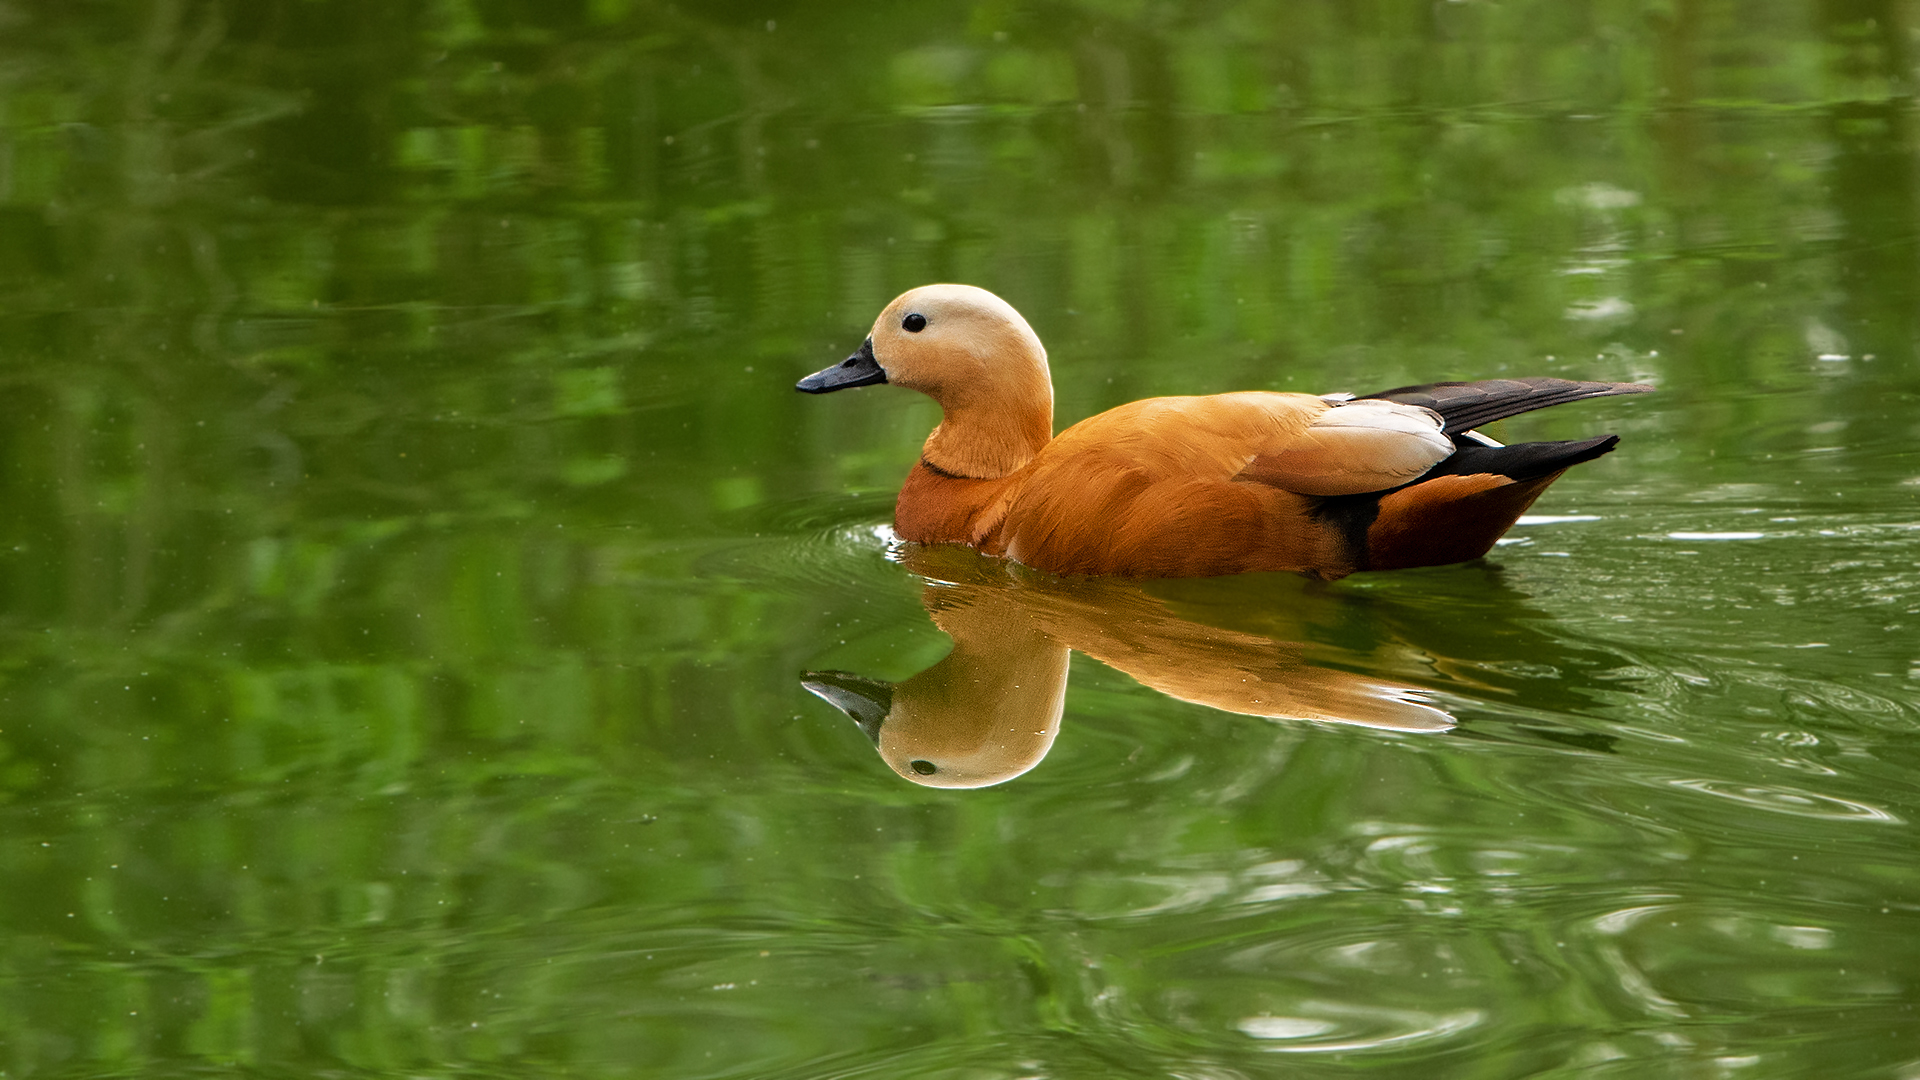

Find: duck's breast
<box><xmin>894</xmin><ymin>462</ymin><xmax>1017</xmax><ymax>546</ymax></box>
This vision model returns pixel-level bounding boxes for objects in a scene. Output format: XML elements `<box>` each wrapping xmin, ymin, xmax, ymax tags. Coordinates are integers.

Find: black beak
<box><xmin>796</xmin><ymin>338</ymin><xmax>887</xmax><ymax>394</ymax></box>
<box><xmin>801</xmin><ymin>671</ymin><xmax>893</xmax><ymax>743</ymax></box>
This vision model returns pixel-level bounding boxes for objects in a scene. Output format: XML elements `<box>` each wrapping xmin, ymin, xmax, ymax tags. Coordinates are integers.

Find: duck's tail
<box><xmin>1416</xmin><ymin>433</ymin><xmax>1620</xmax><ymax>482</ymax></box>
<box><xmin>1324</xmin><ymin>378</ymin><xmax>1647</xmax><ymax>571</ymax></box>
<box><xmin>1354</xmin><ymin>447</ymin><xmax>1594</xmax><ymax>572</ymax></box>
<box><xmin>1311</xmin><ymin>437</ymin><xmax>1617</xmax><ymax>573</ymax></box>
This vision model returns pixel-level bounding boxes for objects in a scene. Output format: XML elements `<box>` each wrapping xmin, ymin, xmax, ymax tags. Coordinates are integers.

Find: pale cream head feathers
<box><xmin>869</xmin><ymin>284</ymin><xmax>1055</xmax><ymax>479</ymax></box>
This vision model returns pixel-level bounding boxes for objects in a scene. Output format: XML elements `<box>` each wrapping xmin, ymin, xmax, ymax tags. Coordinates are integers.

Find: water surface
<box><xmin>0</xmin><ymin>1</ymin><xmax>1917</xmax><ymax>1077</ymax></box>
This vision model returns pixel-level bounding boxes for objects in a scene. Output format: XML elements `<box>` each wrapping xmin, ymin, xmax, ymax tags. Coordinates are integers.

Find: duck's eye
<box><xmin>909</xmin><ymin>759</ymin><xmax>937</xmax><ymax>775</ymax></box>
<box><xmin>902</xmin><ymin>313</ymin><xmax>927</xmax><ymax>333</ymax></box>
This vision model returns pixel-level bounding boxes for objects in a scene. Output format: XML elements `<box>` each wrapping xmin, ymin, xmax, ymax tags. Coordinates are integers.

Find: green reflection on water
<box><xmin>1</xmin><ymin>0</ymin><xmax>1917</xmax><ymax>1077</ymax></box>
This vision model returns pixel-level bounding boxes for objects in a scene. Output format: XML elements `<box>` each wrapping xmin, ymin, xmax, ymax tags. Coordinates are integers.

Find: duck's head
<box><xmin>797</xmin><ymin>284</ymin><xmax>1054</xmax><ymax>478</ymax></box>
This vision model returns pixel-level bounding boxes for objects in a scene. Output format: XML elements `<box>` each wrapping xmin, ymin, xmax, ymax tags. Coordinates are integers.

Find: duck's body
<box><xmin>800</xmin><ymin>285</ymin><xmax>1650</xmax><ymax>580</ymax></box>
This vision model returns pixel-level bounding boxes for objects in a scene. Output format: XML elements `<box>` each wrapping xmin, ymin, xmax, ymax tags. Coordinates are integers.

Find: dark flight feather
<box><xmin>1416</xmin><ymin>434</ymin><xmax>1621</xmax><ymax>482</ymax></box>
<box><xmin>1360</xmin><ymin>377</ymin><xmax>1653</xmax><ymax>435</ymax></box>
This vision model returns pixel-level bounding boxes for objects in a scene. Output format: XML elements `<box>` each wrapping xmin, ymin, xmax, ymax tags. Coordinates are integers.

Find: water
<box><xmin>1</xmin><ymin>1</ymin><xmax>1917</xmax><ymax>1076</ymax></box>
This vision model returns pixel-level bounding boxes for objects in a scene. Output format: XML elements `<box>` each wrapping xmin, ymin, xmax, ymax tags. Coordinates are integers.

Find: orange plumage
<box><xmin>798</xmin><ymin>284</ymin><xmax>1651</xmax><ymax>580</ymax></box>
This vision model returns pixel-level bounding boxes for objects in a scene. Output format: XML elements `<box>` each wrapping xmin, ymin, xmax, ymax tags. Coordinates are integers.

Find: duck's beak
<box><xmin>801</xmin><ymin>671</ymin><xmax>893</xmax><ymax>742</ymax></box>
<box><xmin>796</xmin><ymin>338</ymin><xmax>887</xmax><ymax>393</ymax></box>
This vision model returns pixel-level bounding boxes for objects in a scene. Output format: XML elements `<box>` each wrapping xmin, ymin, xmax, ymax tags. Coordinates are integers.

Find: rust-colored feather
<box><xmin>1366</xmin><ymin>473</ymin><xmax>1560</xmax><ymax>570</ymax></box>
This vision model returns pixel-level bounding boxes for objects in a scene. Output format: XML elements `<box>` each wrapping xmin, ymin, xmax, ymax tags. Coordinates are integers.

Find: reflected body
<box><xmin>806</xmin><ymin>546</ymin><xmax>1453</xmax><ymax>788</ymax></box>
<box><xmin>799</xmin><ymin>285</ymin><xmax>1651</xmax><ymax>579</ymax></box>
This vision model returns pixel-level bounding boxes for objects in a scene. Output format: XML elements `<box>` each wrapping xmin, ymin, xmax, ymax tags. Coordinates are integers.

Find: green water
<box><xmin>1</xmin><ymin>0</ymin><xmax>1917</xmax><ymax>1076</ymax></box>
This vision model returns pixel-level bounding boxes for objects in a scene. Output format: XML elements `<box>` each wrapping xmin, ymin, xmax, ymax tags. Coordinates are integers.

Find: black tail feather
<box><xmin>1419</xmin><ymin>435</ymin><xmax>1620</xmax><ymax>483</ymax></box>
<box><xmin>1361</xmin><ymin>377</ymin><xmax>1654</xmax><ymax>435</ymax></box>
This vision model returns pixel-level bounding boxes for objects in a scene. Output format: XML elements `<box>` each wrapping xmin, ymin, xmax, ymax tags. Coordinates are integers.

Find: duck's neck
<box><xmin>921</xmin><ymin>387</ymin><xmax>1054</xmax><ymax>480</ymax></box>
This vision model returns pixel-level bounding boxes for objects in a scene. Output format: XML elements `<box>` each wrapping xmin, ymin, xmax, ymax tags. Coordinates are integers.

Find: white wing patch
<box><xmin>1237</xmin><ymin>400</ymin><xmax>1452</xmax><ymax>496</ymax></box>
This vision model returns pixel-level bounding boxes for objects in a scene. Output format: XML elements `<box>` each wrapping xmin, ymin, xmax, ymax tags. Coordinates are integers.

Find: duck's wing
<box><xmin>1234</xmin><ymin>399</ymin><xmax>1454</xmax><ymax>496</ymax></box>
<box><xmin>1358</xmin><ymin>377</ymin><xmax>1654</xmax><ymax>435</ymax></box>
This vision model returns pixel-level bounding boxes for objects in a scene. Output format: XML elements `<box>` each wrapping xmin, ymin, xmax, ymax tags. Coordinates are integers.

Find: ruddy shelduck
<box><xmin>798</xmin><ymin>284</ymin><xmax>1651</xmax><ymax>579</ymax></box>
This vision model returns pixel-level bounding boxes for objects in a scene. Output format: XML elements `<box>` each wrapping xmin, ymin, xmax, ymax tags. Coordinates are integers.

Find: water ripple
<box><xmin>1238</xmin><ymin>1004</ymin><xmax>1485</xmax><ymax>1053</ymax></box>
<box><xmin>1664</xmin><ymin>778</ymin><xmax>1903</xmax><ymax>823</ymax></box>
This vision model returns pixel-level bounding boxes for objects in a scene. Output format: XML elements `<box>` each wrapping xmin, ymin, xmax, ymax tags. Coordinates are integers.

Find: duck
<box><xmin>798</xmin><ymin>284</ymin><xmax>1652</xmax><ymax>580</ymax></box>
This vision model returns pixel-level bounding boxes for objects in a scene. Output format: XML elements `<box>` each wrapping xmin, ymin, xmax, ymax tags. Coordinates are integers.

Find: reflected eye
<box><xmin>902</xmin><ymin>313</ymin><xmax>927</xmax><ymax>333</ymax></box>
<box><xmin>909</xmin><ymin>759</ymin><xmax>937</xmax><ymax>775</ymax></box>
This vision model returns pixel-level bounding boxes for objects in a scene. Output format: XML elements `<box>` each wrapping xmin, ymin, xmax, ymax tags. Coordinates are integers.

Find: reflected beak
<box><xmin>801</xmin><ymin>671</ymin><xmax>893</xmax><ymax>743</ymax></box>
<box><xmin>796</xmin><ymin>338</ymin><xmax>887</xmax><ymax>393</ymax></box>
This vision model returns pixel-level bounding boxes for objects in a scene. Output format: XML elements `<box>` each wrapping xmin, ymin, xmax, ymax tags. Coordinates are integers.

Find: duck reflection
<box><xmin>803</xmin><ymin>546</ymin><xmax>1454</xmax><ymax>789</ymax></box>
